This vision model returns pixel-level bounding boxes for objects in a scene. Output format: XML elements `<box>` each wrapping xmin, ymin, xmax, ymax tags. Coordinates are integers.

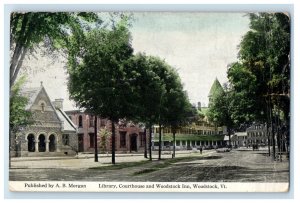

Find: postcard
<box><xmin>9</xmin><ymin>11</ymin><xmax>290</xmax><ymax>192</ymax></box>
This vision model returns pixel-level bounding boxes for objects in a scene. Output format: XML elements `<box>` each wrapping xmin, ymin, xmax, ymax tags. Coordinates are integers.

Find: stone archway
<box><xmin>38</xmin><ymin>134</ymin><xmax>46</xmax><ymax>152</ymax></box>
<box><xmin>27</xmin><ymin>134</ymin><xmax>35</xmax><ymax>152</ymax></box>
<box><xmin>130</xmin><ymin>134</ymin><xmax>138</xmax><ymax>152</ymax></box>
<box><xmin>49</xmin><ymin>134</ymin><xmax>56</xmax><ymax>152</ymax></box>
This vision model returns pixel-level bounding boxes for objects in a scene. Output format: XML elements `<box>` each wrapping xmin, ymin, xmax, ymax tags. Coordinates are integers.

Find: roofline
<box><xmin>57</xmin><ymin>108</ymin><xmax>78</xmax><ymax>130</ymax></box>
<box><xmin>65</xmin><ymin>110</ymin><xmax>82</xmax><ymax>114</ymax></box>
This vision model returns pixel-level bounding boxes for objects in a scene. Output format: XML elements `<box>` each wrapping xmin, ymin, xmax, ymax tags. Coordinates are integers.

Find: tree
<box><xmin>228</xmin><ymin>13</ymin><xmax>290</xmax><ymax>158</ymax></box>
<box><xmin>99</xmin><ymin>128</ymin><xmax>111</xmax><ymax>155</ymax></box>
<box><xmin>10</xmin><ymin>76</ymin><xmax>32</xmax><ymax>133</ymax></box>
<box><xmin>227</xmin><ymin>62</ymin><xmax>264</xmax><ymax>123</ymax></box>
<box><xmin>124</xmin><ymin>53</ymin><xmax>167</xmax><ymax>161</ymax></box>
<box><xmin>68</xmin><ymin>19</ymin><xmax>134</xmax><ymax>164</ymax></box>
<box><xmin>237</xmin><ymin>13</ymin><xmax>290</xmax><ymax>119</ymax></box>
<box><xmin>9</xmin><ymin>76</ymin><xmax>33</xmax><ymax>166</ymax></box>
<box><xmin>207</xmin><ymin>85</ymin><xmax>235</xmax><ymax>146</ymax></box>
<box><xmin>164</xmin><ymin>89</ymin><xmax>193</xmax><ymax>158</ymax></box>
<box><xmin>10</xmin><ymin>12</ymin><xmax>101</xmax><ymax>89</ymax></box>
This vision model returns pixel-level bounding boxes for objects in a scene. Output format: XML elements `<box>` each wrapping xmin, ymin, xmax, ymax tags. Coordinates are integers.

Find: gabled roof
<box><xmin>208</xmin><ymin>78</ymin><xmax>224</xmax><ymax>97</ymax></box>
<box><xmin>20</xmin><ymin>83</ymin><xmax>77</xmax><ymax>133</ymax></box>
<box><xmin>56</xmin><ymin>108</ymin><xmax>77</xmax><ymax>132</ymax></box>
<box><xmin>20</xmin><ymin>86</ymin><xmax>43</xmax><ymax>110</ymax></box>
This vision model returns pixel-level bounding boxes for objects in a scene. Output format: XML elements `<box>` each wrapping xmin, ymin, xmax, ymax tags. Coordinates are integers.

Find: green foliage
<box><xmin>227</xmin><ymin>62</ymin><xmax>264</xmax><ymax>123</ymax></box>
<box><xmin>10</xmin><ymin>12</ymin><xmax>102</xmax><ymax>87</ymax></box>
<box><xmin>123</xmin><ymin>53</ymin><xmax>166</xmax><ymax>125</ymax></box>
<box><xmin>10</xmin><ymin>76</ymin><xmax>33</xmax><ymax>132</ymax></box>
<box><xmin>10</xmin><ymin>12</ymin><xmax>101</xmax><ymax>49</ymax></box>
<box><xmin>67</xmin><ymin>18</ymin><xmax>134</xmax><ymax>164</ymax></box>
<box><xmin>207</xmin><ymin>85</ymin><xmax>234</xmax><ymax>130</ymax></box>
<box><xmin>231</xmin><ymin>13</ymin><xmax>290</xmax><ymax>122</ymax></box>
<box><xmin>98</xmin><ymin>128</ymin><xmax>111</xmax><ymax>154</ymax></box>
<box><xmin>68</xmin><ymin>22</ymin><xmax>134</xmax><ymax>121</ymax></box>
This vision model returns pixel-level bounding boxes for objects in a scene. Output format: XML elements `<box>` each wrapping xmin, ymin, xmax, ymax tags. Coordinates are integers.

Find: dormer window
<box><xmin>41</xmin><ymin>102</ymin><xmax>45</xmax><ymax>112</ymax></box>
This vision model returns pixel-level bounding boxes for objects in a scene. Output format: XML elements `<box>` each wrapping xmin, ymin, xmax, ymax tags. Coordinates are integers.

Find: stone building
<box><xmin>65</xmin><ymin>111</ymin><xmax>146</xmax><ymax>153</ymax></box>
<box><xmin>10</xmin><ymin>83</ymin><xmax>78</xmax><ymax>157</ymax></box>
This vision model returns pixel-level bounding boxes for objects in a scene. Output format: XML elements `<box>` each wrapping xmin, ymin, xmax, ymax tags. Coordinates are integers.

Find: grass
<box><xmin>153</xmin><ymin>134</ymin><xmax>224</xmax><ymax>142</ymax></box>
<box><xmin>133</xmin><ymin>168</ymin><xmax>158</xmax><ymax>175</ymax></box>
<box><xmin>132</xmin><ymin>156</ymin><xmax>199</xmax><ymax>175</ymax></box>
<box><xmin>89</xmin><ymin>155</ymin><xmax>204</xmax><ymax>176</ymax></box>
<box><xmin>89</xmin><ymin>160</ymin><xmax>150</xmax><ymax>170</ymax></box>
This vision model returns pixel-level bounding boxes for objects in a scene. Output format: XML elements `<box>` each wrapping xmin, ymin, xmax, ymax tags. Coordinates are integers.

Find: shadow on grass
<box><xmin>89</xmin><ymin>160</ymin><xmax>151</xmax><ymax>170</ymax></box>
<box><xmin>89</xmin><ymin>155</ymin><xmax>211</xmax><ymax>172</ymax></box>
<box><xmin>199</xmin><ymin>156</ymin><xmax>223</xmax><ymax>160</ymax></box>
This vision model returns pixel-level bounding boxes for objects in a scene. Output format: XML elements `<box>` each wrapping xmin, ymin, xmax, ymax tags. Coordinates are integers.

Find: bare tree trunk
<box><xmin>111</xmin><ymin>120</ymin><xmax>116</xmax><ymax>164</ymax></box>
<box><xmin>10</xmin><ymin>47</ymin><xmax>28</xmax><ymax>88</ymax></box>
<box><xmin>228</xmin><ymin>128</ymin><xmax>231</xmax><ymax>147</ymax></box>
<box><xmin>10</xmin><ymin>44</ymin><xmax>23</xmax><ymax>85</ymax></box>
<box><xmin>94</xmin><ymin>116</ymin><xmax>98</xmax><ymax>162</ymax></box>
<box><xmin>158</xmin><ymin>123</ymin><xmax>162</xmax><ymax>160</ymax></box>
<box><xmin>172</xmin><ymin>131</ymin><xmax>176</xmax><ymax>158</ymax></box>
<box><xmin>149</xmin><ymin>125</ymin><xmax>152</xmax><ymax>161</ymax></box>
<box><xmin>10</xmin><ymin>14</ymin><xmax>30</xmax><ymax>89</ymax></box>
<box><xmin>267</xmin><ymin>122</ymin><xmax>271</xmax><ymax>156</ymax></box>
<box><xmin>270</xmin><ymin>109</ymin><xmax>276</xmax><ymax>161</ymax></box>
<box><xmin>144</xmin><ymin>127</ymin><xmax>147</xmax><ymax>158</ymax></box>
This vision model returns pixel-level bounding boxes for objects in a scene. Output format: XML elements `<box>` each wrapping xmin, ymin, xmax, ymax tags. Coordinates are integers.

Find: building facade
<box><xmin>231</xmin><ymin>132</ymin><xmax>247</xmax><ymax>147</ymax></box>
<box><xmin>65</xmin><ymin>111</ymin><xmax>146</xmax><ymax>153</ymax></box>
<box><xmin>152</xmin><ymin>122</ymin><xmax>226</xmax><ymax>150</ymax></box>
<box><xmin>10</xmin><ymin>84</ymin><xmax>78</xmax><ymax>157</ymax></box>
<box><xmin>246</xmin><ymin>124</ymin><xmax>270</xmax><ymax>147</ymax></box>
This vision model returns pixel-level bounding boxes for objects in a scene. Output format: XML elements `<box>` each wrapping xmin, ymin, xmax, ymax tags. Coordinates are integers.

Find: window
<box><xmin>89</xmin><ymin>116</ymin><xmax>94</xmax><ymax>127</ymax></box>
<box><xmin>120</xmin><ymin>132</ymin><xmax>126</xmax><ymax>147</ymax></box>
<box><xmin>100</xmin><ymin>119</ymin><xmax>106</xmax><ymax>126</ymax></box>
<box><xmin>89</xmin><ymin>133</ymin><xmax>94</xmax><ymax>148</ymax></box>
<box><xmin>62</xmin><ymin>134</ymin><xmax>69</xmax><ymax>145</ymax></box>
<box><xmin>41</xmin><ymin>102</ymin><xmax>45</xmax><ymax>112</ymax></box>
<box><xmin>140</xmin><ymin>133</ymin><xmax>144</xmax><ymax>147</ymax></box>
<box><xmin>78</xmin><ymin>115</ymin><xmax>83</xmax><ymax>127</ymax></box>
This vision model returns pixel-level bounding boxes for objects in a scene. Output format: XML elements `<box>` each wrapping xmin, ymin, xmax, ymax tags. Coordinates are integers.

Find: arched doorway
<box><xmin>130</xmin><ymin>134</ymin><xmax>137</xmax><ymax>152</ymax></box>
<box><xmin>27</xmin><ymin>134</ymin><xmax>35</xmax><ymax>152</ymax></box>
<box><xmin>49</xmin><ymin>134</ymin><xmax>56</xmax><ymax>152</ymax></box>
<box><xmin>38</xmin><ymin>134</ymin><xmax>46</xmax><ymax>152</ymax></box>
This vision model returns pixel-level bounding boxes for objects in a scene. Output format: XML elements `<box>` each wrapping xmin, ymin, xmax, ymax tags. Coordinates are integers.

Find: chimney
<box><xmin>53</xmin><ymin>98</ymin><xmax>64</xmax><ymax>110</ymax></box>
<box><xmin>197</xmin><ymin>102</ymin><xmax>201</xmax><ymax>111</ymax></box>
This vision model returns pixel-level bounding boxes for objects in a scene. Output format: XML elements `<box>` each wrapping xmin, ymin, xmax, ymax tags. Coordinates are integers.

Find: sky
<box><xmin>22</xmin><ymin>12</ymin><xmax>250</xmax><ymax>110</ymax></box>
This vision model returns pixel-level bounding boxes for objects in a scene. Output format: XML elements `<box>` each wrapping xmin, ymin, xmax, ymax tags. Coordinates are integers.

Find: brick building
<box><xmin>65</xmin><ymin>111</ymin><xmax>146</xmax><ymax>153</ymax></box>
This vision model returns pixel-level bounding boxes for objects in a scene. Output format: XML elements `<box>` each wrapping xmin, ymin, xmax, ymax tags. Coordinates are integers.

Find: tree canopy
<box><xmin>229</xmin><ymin>13</ymin><xmax>290</xmax><ymax>123</ymax></box>
<box><xmin>10</xmin><ymin>76</ymin><xmax>33</xmax><ymax>133</ymax></box>
<box><xmin>68</xmin><ymin>22</ymin><xmax>134</xmax><ymax>121</ymax></box>
<box><xmin>10</xmin><ymin>12</ymin><xmax>102</xmax><ymax>89</ymax></box>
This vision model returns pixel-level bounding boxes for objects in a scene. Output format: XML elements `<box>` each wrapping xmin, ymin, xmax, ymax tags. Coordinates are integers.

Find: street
<box><xmin>9</xmin><ymin>148</ymin><xmax>289</xmax><ymax>182</ymax></box>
